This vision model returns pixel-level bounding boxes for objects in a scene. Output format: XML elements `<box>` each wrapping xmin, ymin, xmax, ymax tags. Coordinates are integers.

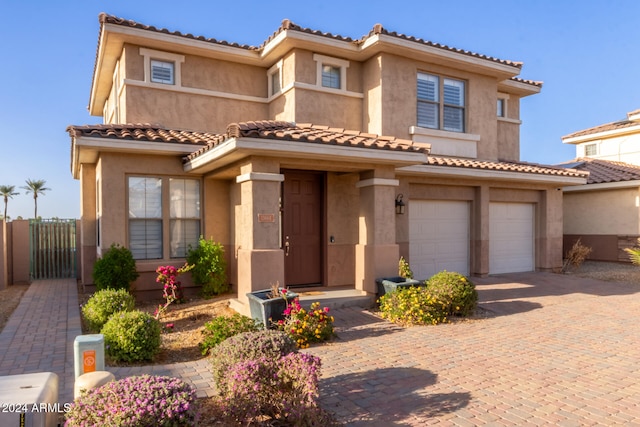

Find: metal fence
<box><xmin>29</xmin><ymin>219</ymin><xmax>77</xmax><ymax>280</ymax></box>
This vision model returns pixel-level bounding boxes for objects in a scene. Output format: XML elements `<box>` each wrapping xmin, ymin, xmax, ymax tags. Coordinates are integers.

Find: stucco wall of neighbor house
<box><xmin>576</xmin><ymin>134</ymin><xmax>640</xmax><ymax>164</ymax></box>
<box><xmin>564</xmin><ymin>188</ymin><xmax>640</xmax><ymax>235</ymax></box>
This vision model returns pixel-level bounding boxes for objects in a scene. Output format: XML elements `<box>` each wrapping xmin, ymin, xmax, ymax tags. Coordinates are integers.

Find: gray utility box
<box><xmin>0</xmin><ymin>372</ymin><xmax>60</xmax><ymax>427</ymax></box>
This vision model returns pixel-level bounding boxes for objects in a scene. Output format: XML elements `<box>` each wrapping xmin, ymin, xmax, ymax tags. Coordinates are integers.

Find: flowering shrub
<box><xmin>378</xmin><ymin>286</ymin><xmax>448</xmax><ymax>326</ymax></box>
<box><xmin>425</xmin><ymin>271</ymin><xmax>477</xmax><ymax>316</ymax></box>
<box><xmin>210</xmin><ymin>330</ymin><xmax>297</xmax><ymax>393</ymax></box>
<box><xmin>81</xmin><ymin>288</ymin><xmax>135</xmax><ymax>333</ymax></box>
<box><xmin>101</xmin><ymin>310</ymin><xmax>161</xmax><ymax>363</ymax></box>
<box><xmin>399</xmin><ymin>256</ymin><xmax>414</xmax><ymax>279</ymax></box>
<box><xmin>200</xmin><ymin>313</ymin><xmax>262</xmax><ymax>355</ymax></box>
<box><xmin>276</xmin><ymin>299</ymin><xmax>335</xmax><ymax>348</ymax></box>
<box><xmin>218</xmin><ymin>352</ymin><xmax>326</xmax><ymax>424</ymax></box>
<box><xmin>154</xmin><ymin>263</ymin><xmax>193</xmax><ymax>320</ymax></box>
<box><xmin>65</xmin><ymin>374</ymin><xmax>199</xmax><ymax>426</ymax></box>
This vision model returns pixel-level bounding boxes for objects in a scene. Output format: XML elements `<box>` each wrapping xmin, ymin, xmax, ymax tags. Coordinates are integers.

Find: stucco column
<box><xmin>472</xmin><ymin>185</ymin><xmax>490</xmax><ymax>276</ymax></box>
<box><xmin>80</xmin><ymin>164</ymin><xmax>97</xmax><ymax>286</ymax></box>
<box><xmin>538</xmin><ymin>188</ymin><xmax>564</xmax><ymax>272</ymax></box>
<box><xmin>231</xmin><ymin>161</ymin><xmax>285</xmax><ymax>315</ymax></box>
<box><xmin>354</xmin><ymin>169</ymin><xmax>399</xmax><ymax>294</ymax></box>
<box><xmin>0</xmin><ymin>221</ymin><xmax>7</xmax><ymax>290</ymax></box>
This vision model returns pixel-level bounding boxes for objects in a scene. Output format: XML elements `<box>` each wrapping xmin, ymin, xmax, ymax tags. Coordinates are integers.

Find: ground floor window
<box><xmin>128</xmin><ymin>176</ymin><xmax>200</xmax><ymax>260</ymax></box>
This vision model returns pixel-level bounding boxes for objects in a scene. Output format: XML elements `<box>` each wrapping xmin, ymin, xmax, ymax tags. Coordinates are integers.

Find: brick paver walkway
<box><xmin>1</xmin><ymin>273</ymin><xmax>640</xmax><ymax>425</ymax></box>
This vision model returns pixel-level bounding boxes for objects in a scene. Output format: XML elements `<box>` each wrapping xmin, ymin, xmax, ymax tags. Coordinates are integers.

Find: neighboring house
<box><xmin>67</xmin><ymin>14</ymin><xmax>587</xmax><ymax>313</ymax></box>
<box><xmin>561</xmin><ymin>109</ymin><xmax>640</xmax><ymax>262</ymax></box>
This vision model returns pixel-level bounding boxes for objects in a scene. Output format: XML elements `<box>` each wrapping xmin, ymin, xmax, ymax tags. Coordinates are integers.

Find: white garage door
<box><xmin>490</xmin><ymin>202</ymin><xmax>534</xmax><ymax>274</ymax></box>
<box><xmin>409</xmin><ymin>200</ymin><xmax>470</xmax><ymax>280</ymax></box>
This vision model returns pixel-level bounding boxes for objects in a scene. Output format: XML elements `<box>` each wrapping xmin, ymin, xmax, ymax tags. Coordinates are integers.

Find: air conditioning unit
<box><xmin>0</xmin><ymin>372</ymin><xmax>61</xmax><ymax>427</ymax></box>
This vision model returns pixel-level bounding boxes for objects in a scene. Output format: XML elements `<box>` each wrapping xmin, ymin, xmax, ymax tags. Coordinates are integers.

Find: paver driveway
<box><xmin>1</xmin><ymin>272</ymin><xmax>639</xmax><ymax>426</ymax></box>
<box><xmin>311</xmin><ymin>272</ymin><xmax>640</xmax><ymax>426</ymax></box>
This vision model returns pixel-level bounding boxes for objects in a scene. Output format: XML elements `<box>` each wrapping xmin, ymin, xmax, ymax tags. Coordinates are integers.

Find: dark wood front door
<box><xmin>282</xmin><ymin>171</ymin><xmax>323</xmax><ymax>286</ymax></box>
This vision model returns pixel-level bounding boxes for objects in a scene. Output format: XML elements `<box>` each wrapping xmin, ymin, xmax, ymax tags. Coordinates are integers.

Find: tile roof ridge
<box><xmin>509</xmin><ymin>76</ymin><xmax>543</xmax><ymax>87</ymax></box>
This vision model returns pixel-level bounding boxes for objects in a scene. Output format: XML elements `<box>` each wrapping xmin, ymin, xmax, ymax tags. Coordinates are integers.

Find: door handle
<box><xmin>285</xmin><ymin>241</ymin><xmax>290</xmax><ymax>256</ymax></box>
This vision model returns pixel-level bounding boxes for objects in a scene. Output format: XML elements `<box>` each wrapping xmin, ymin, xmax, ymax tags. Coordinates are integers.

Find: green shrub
<box><xmin>102</xmin><ymin>310</ymin><xmax>161</xmax><ymax>363</ymax></box>
<box><xmin>210</xmin><ymin>330</ymin><xmax>296</xmax><ymax>393</ymax></box>
<box><xmin>200</xmin><ymin>313</ymin><xmax>262</xmax><ymax>356</ymax></box>
<box><xmin>378</xmin><ymin>286</ymin><xmax>448</xmax><ymax>326</ymax></box>
<box><xmin>186</xmin><ymin>237</ymin><xmax>228</xmax><ymax>297</ymax></box>
<box><xmin>65</xmin><ymin>375</ymin><xmax>199</xmax><ymax>426</ymax></box>
<box><xmin>82</xmin><ymin>288</ymin><xmax>135</xmax><ymax>333</ymax></box>
<box><xmin>93</xmin><ymin>243</ymin><xmax>139</xmax><ymax>291</ymax></box>
<box><xmin>425</xmin><ymin>270</ymin><xmax>478</xmax><ymax>316</ymax></box>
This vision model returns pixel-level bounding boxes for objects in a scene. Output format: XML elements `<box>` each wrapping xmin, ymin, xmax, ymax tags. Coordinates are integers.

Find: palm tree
<box><xmin>0</xmin><ymin>185</ymin><xmax>19</xmax><ymax>220</ymax></box>
<box><xmin>22</xmin><ymin>179</ymin><xmax>50</xmax><ymax>219</ymax></box>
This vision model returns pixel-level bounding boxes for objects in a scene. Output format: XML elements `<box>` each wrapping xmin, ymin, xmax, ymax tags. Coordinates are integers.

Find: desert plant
<box><xmin>93</xmin><ymin>243</ymin><xmax>139</xmax><ymax>291</ymax></box>
<box><xmin>378</xmin><ymin>286</ymin><xmax>449</xmax><ymax>326</ymax></box>
<box><xmin>425</xmin><ymin>271</ymin><xmax>478</xmax><ymax>316</ymax></box>
<box><xmin>65</xmin><ymin>375</ymin><xmax>199</xmax><ymax>426</ymax></box>
<box><xmin>563</xmin><ymin>238</ymin><xmax>593</xmax><ymax>272</ymax></box>
<box><xmin>101</xmin><ymin>310</ymin><xmax>161</xmax><ymax>363</ymax></box>
<box><xmin>276</xmin><ymin>298</ymin><xmax>335</xmax><ymax>348</ymax></box>
<box><xmin>186</xmin><ymin>237</ymin><xmax>228</xmax><ymax>297</ymax></box>
<box><xmin>218</xmin><ymin>352</ymin><xmax>327</xmax><ymax>425</ymax></box>
<box><xmin>81</xmin><ymin>288</ymin><xmax>135</xmax><ymax>333</ymax></box>
<box><xmin>626</xmin><ymin>239</ymin><xmax>640</xmax><ymax>266</ymax></box>
<box><xmin>200</xmin><ymin>313</ymin><xmax>262</xmax><ymax>355</ymax></box>
<box><xmin>210</xmin><ymin>330</ymin><xmax>297</xmax><ymax>393</ymax></box>
<box><xmin>154</xmin><ymin>263</ymin><xmax>193</xmax><ymax>320</ymax></box>
<box><xmin>399</xmin><ymin>256</ymin><xmax>414</xmax><ymax>279</ymax></box>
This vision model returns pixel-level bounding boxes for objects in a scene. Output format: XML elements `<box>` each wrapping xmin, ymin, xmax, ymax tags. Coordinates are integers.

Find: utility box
<box><xmin>73</xmin><ymin>334</ymin><xmax>105</xmax><ymax>379</ymax></box>
<box><xmin>0</xmin><ymin>372</ymin><xmax>60</xmax><ymax>427</ymax></box>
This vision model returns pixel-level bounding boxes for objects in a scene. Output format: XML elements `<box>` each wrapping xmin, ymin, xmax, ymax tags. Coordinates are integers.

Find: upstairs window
<box><xmin>584</xmin><ymin>143</ymin><xmax>598</xmax><ymax>156</ymax></box>
<box><xmin>268</xmin><ymin>60</ymin><xmax>283</xmax><ymax>97</ymax></box>
<box><xmin>313</xmin><ymin>54</ymin><xmax>349</xmax><ymax>91</ymax></box>
<box><xmin>417</xmin><ymin>72</ymin><xmax>466</xmax><ymax>132</ymax></box>
<box><xmin>150</xmin><ymin>60</ymin><xmax>175</xmax><ymax>85</ymax></box>
<box><xmin>497</xmin><ymin>98</ymin><xmax>505</xmax><ymax>117</ymax></box>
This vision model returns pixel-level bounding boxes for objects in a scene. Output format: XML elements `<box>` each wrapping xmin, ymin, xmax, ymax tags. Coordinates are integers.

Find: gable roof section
<box><xmin>557</xmin><ymin>158</ymin><xmax>640</xmax><ymax>185</ymax></box>
<box><xmin>67</xmin><ymin>123</ymin><xmax>219</xmax><ymax>145</ymax></box>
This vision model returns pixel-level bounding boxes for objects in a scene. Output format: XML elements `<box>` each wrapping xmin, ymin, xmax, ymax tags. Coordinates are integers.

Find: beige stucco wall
<box><xmin>326</xmin><ymin>172</ymin><xmax>359</xmax><ymax>285</ymax></box>
<box><xmin>564</xmin><ymin>187</ymin><xmax>640</xmax><ymax>235</ymax></box>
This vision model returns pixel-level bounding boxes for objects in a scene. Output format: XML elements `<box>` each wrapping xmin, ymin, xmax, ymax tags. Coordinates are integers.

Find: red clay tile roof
<box><xmin>67</xmin><ymin>121</ymin><xmax>424</xmax><ymax>158</ymax></box>
<box><xmin>185</xmin><ymin>121</ymin><xmax>424</xmax><ymax>161</ymax></box>
<box><xmin>98</xmin><ymin>13</ymin><xmax>524</xmax><ymax>70</ymax></box>
<box><xmin>557</xmin><ymin>158</ymin><xmax>640</xmax><ymax>184</ymax></box>
<box><xmin>66</xmin><ymin>123</ymin><xmax>218</xmax><ymax>146</ymax></box>
<box><xmin>428</xmin><ymin>156</ymin><xmax>588</xmax><ymax>179</ymax></box>
<box><xmin>562</xmin><ymin>117</ymin><xmax>640</xmax><ymax>139</ymax></box>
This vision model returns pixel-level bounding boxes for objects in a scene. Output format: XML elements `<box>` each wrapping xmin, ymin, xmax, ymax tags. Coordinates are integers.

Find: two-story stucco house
<box><xmin>561</xmin><ymin>109</ymin><xmax>640</xmax><ymax>262</ymax></box>
<box><xmin>67</xmin><ymin>14</ymin><xmax>587</xmax><ymax>313</ymax></box>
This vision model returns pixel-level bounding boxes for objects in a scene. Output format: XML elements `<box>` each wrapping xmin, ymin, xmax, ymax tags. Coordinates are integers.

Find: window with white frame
<box><xmin>584</xmin><ymin>143</ymin><xmax>598</xmax><ymax>156</ymax></box>
<box><xmin>417</xmin><ymin>72</ymin><xmax>466</xmax><ymax>132</ymax></box>
<box><xmin>128</xmin><ymin>176</ymin><xmax>200</xmax><ymax>260</ymax></box>
<box><xmin>268</xmin><ymin>60</ymin><xmax>283</xmax><ymax>96</ymax></box>
<box><xmin>139</xmin><ymin>48</ymin><xmax>185</xmax><ymax>87</ymax></box>
<box><xmin>313</xmin><ymin>54</ymin><xmax>349</xmax><ymax>91</ymax></box>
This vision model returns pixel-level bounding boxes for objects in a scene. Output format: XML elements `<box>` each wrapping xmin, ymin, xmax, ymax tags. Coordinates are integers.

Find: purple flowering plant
<box><xmin>65</xmin><ymin>374</ymin><xmax>199</xmax><ymax>426</ymax></box>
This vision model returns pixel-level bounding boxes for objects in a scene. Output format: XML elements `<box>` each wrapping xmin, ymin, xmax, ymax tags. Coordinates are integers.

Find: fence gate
<box><xmin>29</xmin><ymin>219</ymin><xmax>77</xmax><ymax>280</ymax></box>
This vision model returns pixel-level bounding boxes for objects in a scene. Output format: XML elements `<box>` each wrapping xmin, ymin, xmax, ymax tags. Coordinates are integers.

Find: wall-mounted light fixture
<box><xmin>395</xmin><ymin>194</ymin><xmax>405</xmax><ymax>215</ymax></box>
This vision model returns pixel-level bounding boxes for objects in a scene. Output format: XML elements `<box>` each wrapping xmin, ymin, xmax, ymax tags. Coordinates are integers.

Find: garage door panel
<box><xmin>410</xmin><ymin>200</ymin><xmax>470</xmax><ymax>280</ymax></box>
<box><xmin>490</xmin><ymin>203</ymin><xmax>534</xmax><ymax>274</ymax></box>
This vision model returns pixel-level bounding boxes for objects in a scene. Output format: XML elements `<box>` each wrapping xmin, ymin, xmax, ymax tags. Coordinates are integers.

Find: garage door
<box><xmin>490</xmin><ymin>202</ymin><xmax>534</xmax><ymax>274</ymax></box>
<box><xmin>409</xmin><ymin>200</ymin><xmax>470</xmax><ymax>280</ymax></box>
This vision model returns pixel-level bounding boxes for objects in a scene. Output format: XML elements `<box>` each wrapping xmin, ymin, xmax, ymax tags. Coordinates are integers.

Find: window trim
<box><xmin>268</xmin><ymin>59</ymin><xmax>283</xmax><ymax>97</ymax></box>
<box><xmin>127</xmin><ymin>175</ymin><xmax>201</xmax><ymax>260</ymax></box>
<box><xmin>139</xmin><ymin>48</ymin><xmax>185</xmax><ymax>86</ymax></box>
<box><xmin>417</xmin><ymin>71</ymin><xmax>466</xmax><ymax>133</ymax></box>
<box><xmin>313</xmin><ymin>54</ymin><xmax>349</xmax><ymax>91</ymax></box>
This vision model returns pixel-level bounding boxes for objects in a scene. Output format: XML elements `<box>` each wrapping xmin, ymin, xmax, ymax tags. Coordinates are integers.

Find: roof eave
<box><xmin>397</xmin><ymin>164</ymin><xmax>588</xmax><ymax>186</ymax></box>
<box><xmin>183</xmin><ymin>137</ymin><xmax>429</xmax><ymax>174</ymax></box>
<box><xmin>562</xmin><ymin>124</ymin><xmax>640</xmax><ymax>145</ymax></box>
<box><xmin>563</xmin><ymin>179</ymin><xmax>640</xmax><ymax>192</ymax></box>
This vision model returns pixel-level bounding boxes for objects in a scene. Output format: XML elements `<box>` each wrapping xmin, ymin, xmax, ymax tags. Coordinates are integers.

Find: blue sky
<box><xmin>1</xmin><ymin>0</ymin><xmax>638</xmax><ymax>220</ymax></box>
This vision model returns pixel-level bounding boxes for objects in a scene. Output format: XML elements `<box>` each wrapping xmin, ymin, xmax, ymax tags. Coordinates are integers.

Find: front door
<box><xmin>282</xmin><ymin>171</ymin><xmax>323</xmax><ymax>286</ymax></box>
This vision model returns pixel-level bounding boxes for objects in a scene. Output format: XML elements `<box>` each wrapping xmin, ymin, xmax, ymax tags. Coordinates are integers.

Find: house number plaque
<box><xmin>258</xmin><ymin>213</ymin><xmax>275</xmax><ymax>223</ymax></box>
